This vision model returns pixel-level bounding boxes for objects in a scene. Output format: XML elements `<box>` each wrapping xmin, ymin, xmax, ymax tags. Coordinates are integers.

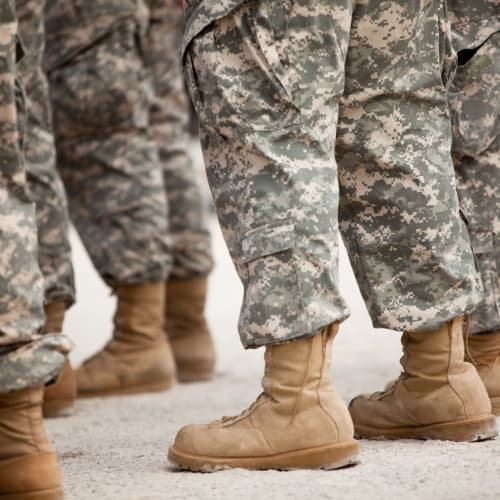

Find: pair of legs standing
<box><xmin>41</xmin><ymin>0</ymin><xmax>215</xmax><ymax>407</ymax></box>
<box><xmin>169</xmin><ymin>0</ymin><xmax>499</xmax><ymax>470</ymax></box>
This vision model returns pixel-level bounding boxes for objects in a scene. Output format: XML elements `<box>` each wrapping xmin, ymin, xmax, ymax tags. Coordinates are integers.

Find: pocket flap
<box><xmin>241</xmin><ymin>224</ymin><xmax>295</xmax><ymax>263</ymax></box>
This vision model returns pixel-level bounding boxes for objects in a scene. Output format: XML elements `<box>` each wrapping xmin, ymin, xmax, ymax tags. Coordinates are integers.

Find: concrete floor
<box><xmin>45</xmin><ymin>219</ymin><xmax>500</xmax><ymax>500</ymax></box>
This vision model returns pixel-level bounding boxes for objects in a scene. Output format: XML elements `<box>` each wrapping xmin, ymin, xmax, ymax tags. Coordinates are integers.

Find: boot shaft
<box><xmin>113</xmin><ymin>282</ymin><xmax>166</xmax><ymax>344</ymax></box>
<box><xmin>166</xmin><ymin>277</ymin><xmax>208</xmax><ymax>338</ymax></box>
<box><xmin>263</xmin><ymin>324</ymin><xmax>338</xmax><ymax>415</ymax></box>
<box><xmin>401</xmin><ymin>316</ymin><xmax>492</xmax><ymax>419</ymax></box>
<box><xmin>465</xmin><ymin>331</ymin><xmax>500</xmax><ymax>366</ymax></box>
<box><xmin>402</xmin><ymin>316</ymin><xmax>466</xmax><ymax>391</ymax></box>
<box><xmin>0</xmin><ymin>388</ymin><xmax>52</xmax><ymax>460</ymax></box>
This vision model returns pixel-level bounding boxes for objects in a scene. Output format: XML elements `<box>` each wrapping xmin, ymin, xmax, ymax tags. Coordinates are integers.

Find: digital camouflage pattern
<box><xmin>143</xmin><ymin>0</ymin><xmax>213</xmax><ymax>278</ymax></box>
<box><xmin>183</xmin><ymin>0</ymin><xmax>483</xmax><ymax>348</ymax></box>
<box><xmin>450</xmin><ymin>31</ymin><xmax>500</xmax><ymax>335</ymax></box>
<box><xmin>17</xmin><ymin>0</ymin><xmax>75</xmax><ymax>307</ymax></box>
<box><xmin>447</xmin><ymin>0</ymin><xmax>500</xmax><ymax>51</ymax></box>
<box><xmin>44</xmin><ymin>0</ymin><xmax>137</xmax><ymax>71</ymax></box>
<box><xmin>44</xmin><ymin>0</ymin><xmax>212</xmax><ymax>285</ymax></box>
<box><xmin>0</xmin><ymin>0</ymin><xmax>71</xmax><ymax>393</ymax></box>
<box><xmin>45</xmin><ymin>0</ymin><xmax>171</xmax><ymax>285</ymax></box>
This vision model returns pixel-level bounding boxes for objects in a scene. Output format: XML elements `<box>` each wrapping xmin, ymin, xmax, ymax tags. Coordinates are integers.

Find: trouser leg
<box><xmin>0</xmin><ymin>0</ymin><xmax>70</xmax><ymax>393</ymax></box>
<box><xmin>47</xmin><ymin>18</ymin><xmax>170</xmax><ymax>286</ymax></box>
<box><xmin>185</xmin><ymin>0</ymin><xmax>352</xmax><ymax>347</ymax></box>
<box><xmin>336</xmin><ymin>0</ymin><xmax>483</xmax><ymax>333</ymax></box>
<box><xmin>144</xmin><ymin>0</ymin><xmax>213</xmax><ymax>279</ymax></box>
<box><xmin>17</xmin><ymin>0</ymin><xmax>75</xmax><ymax>307</ymax></box>
<box><xmin>449</xmin><ymin>32</ymin><xmax>500</xmax><ymax>335</ymax></box>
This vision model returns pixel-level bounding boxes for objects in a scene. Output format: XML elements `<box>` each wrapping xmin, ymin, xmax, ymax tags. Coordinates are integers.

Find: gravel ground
<box><xmin>46</xmin><ymin>219</ymin><xmax>500</xmax><ymax>500</ymax></box>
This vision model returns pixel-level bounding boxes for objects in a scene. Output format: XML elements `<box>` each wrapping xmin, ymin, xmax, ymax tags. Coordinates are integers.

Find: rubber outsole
<box><xmin>0</xmin><ymin>487</ymin><xmax>63</xmax><ymax>500</ymax></box>
<box><xmin>168</xmin><ymin>440</ymin><xmax>360</xmax><ymax>472</ymax></box>
<box><xmin>78</xmin><ymin>378</ymin><xmax>175</xmax><ymax>399</ymax></box>
<box><xmin>354</xmin><ymin>415</ymin><xmax>498</xmax><ymax>442</ymax></box>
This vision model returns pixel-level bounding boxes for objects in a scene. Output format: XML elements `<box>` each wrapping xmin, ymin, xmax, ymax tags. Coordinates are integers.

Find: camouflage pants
<box><xmin>0</xmin><ymin>0</ymin><xmax>71</xmax><ymax>393</ymax></box>
<box><xmin>17</xmin><ymin>0</ymin><xmax>75</xmax><ymax>307</ymax></box>
<box><xmin>45</xmin><ymin>0</ymin><xmax>212</xmax><ymax>285</ymax></box>
<box><xmin>450</xmin><ymin>32</ymin><xmax>500</xmax><ymax>335</ymax></box>
<box><xmin>143</xmin><ymin>0</ymin><xmax>213</xmax><ymax>278</ymax></box>
<box><xmin>47</xmin><ymin>15</ymin><xmax>170</xmax><ymax>285</ymax></box>
<box><xmin>184</xmin><ymin>0</ymin><xmax>483</xmax><ymax>348</ymax></box>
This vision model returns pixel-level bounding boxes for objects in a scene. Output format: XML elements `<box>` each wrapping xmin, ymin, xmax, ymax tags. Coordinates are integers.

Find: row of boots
<box><xmin>44</xmin><ymin>277</ymin><xmax>215</xmax><ymax>416</ymax></box>
<box><xmin>1</xmin><ymin>310</ymin><xmax>499</xmax><ymax>497</ymax></box>
<box><xmin>169</xmin><ymin>317</ymin><xmax>499</xmax><ymax>471</ymax></box>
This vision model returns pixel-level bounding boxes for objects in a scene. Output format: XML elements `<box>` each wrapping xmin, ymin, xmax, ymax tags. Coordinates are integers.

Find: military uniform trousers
<box><xmin>182</xmin><ymin>0</ymin><xmax>483</xmax><ymax>348</ymax></box>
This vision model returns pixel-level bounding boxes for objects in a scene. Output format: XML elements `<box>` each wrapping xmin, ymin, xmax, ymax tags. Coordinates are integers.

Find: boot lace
<box><xmin>220</xmin><ymin>393</ymin><xmax>267</xmax><ymax>425</ymax></box>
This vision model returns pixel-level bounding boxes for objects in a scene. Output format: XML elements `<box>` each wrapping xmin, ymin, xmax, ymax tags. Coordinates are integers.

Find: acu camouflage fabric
<box><xmin>142</xmin><ymin>0</ymin><xmax>213</xmax><ymax>278</ymax></box>
<box><xmin>17</xmin><ymin>0</ymin><xmax>75</xmax><ymax>307</ymax></box>
<box><xmin>449</xmin><ymin>31</ymin><xmax>500</xmax><ymax>334</ymax></box>
<box><xmin>447</xmin><ymin>0</ymin><xmax>500</xmax><ymax>51</ymax></box>
<box><xmin>44</xmin><ymin>0</ymin><xmax>212</xmax><ymax>285</ymax></box>
<box><xmin>45</xmin><ymin>0</ymin><xmax>170</xmax><ymax>285</ymax></box>
<box><xmin>0</xmin><ymin>0</ymin><xmax>71</xmax><ymax>393</ymax></box>
<box><xmin>183</xmin><ymin>0</ymin><xmax>483</xmax><ymax>348</ymax></box>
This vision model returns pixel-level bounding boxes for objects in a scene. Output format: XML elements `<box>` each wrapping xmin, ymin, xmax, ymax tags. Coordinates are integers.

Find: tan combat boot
<box><xmin>349</xmin><ymin>316</ymin><xmax>497</xmax><ymax>441</ymax></box>
<box><xmin>43</xmin><ymin>301</ymin><xmax>77</xmax><ymax>418</ymax></box>
<box><xmin>166</xmin><ymin>277</ymin><xmax>215</xmax><ymax>382</ymax></box>
<box><xmin>168</xmin><ymin>324</ymin><xmax>359</xmax><ymax>471</ymax></box>
<box><xmin>465</xmin><ymin>330</ymin><xmax>500</xmax><ymax>416</ymax></box>
<box><xmin>0</xmin><ymin>387</ymin><xmax>63</xmax><ymax>499</ymax></box>
<box><xmin>77</xmin><ymin>282</ymin><xmax>176</xmax><ymax>397</ymax></box>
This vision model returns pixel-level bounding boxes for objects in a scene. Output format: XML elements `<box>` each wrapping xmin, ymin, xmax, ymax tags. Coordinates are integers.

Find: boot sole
<box><xmin>43</xmin><ymin>398</ymin><xmax>74</xmax><ymax>418</ymax></box>
<box><xmin>491</xmin><ymin>397</ymin><xmax>500</xmax><ymax>417</ymax></box>
<box><xmin>354</xmin><ymin>415</ymin><xmax>498</xmax><ymax>442</ymax></box>
<box><xmin>78</xmin><ymin>378</ymin><xmax>175</xmax><ymax>398</ymax></box>
<box><xmin>0</xmin><ymin>487</ymin><xmax>63</xmax><ymax>499</ymax></box>
<box><xmin>176</xmin><ymin>361</ymin><xmax>214</xmax><ymax>383</ymax></box>
<box><xmin>168</xmin><ymin>440</ymin><xmax>360</xmax><ymax>472</ymax></box>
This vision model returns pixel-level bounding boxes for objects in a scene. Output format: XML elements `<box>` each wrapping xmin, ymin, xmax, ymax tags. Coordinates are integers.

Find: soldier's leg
<box><xmin>16</xmin><ymin>0</ymin><xmax>76</xmax><ymax>417</ymax></box>
<box><xmin>143</xmin><ymin>0</ymin><xmax>215</xmax><ymax>381</ymax></box>
<box><xmin>169</xmin><ymin>0</ymin><xmax>360</xmax><ymax>471</ymax></box>
<box><xmin>0</xmin><ymin>3</ymin><xmax>69</xmax><ymax>496</ymax></box>
<box><xmin>46</xmin><ymin>10</ymin><xmax>175</xmax><ymax>397</ymax></box>
<box><xmin>336</xmin><ymin>0</ymin><xmax>495</xmax><ymax>441</ymax></box>
<box><xmin>450</xmin><ymin>32</ymin><xmax>500</xmax><ymax>413</ymax></box>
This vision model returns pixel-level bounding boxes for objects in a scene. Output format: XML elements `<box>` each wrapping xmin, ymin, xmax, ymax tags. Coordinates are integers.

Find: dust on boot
<box><xmin>43</xmin><ymin>301</ymin><xmax>77</xmax><ymax>418</ymax></box>
<box><xmin>349</xmin><ymin>316</ymin><xmax>497</xmax><ymax>441</ymax></box>
<box><xmin>168</xmin><ymin>324</ymin><xmax>359</xmax><ymax>471</ymax></box>
<box><xmin>166</xmin><ymin>277</ymin><xmax>215</xmax><ymax>382</ymax></box>
<box><xmin>77</xmin><ymin>282</ymin><xmax>176</xmax><ymax>397</ymax></box>
<box><xmin>0</xmin><ymin>387</ymin><xmax>63</xmax><ymax>499</ymax></box>
<box><xmin>465</xmin><ymin>330</ymin><xmax>500</xmax><ymax>416</ymax></box>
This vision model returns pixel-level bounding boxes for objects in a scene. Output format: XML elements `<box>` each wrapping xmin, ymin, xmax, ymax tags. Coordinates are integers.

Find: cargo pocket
<box><xmin>183</xmin><ymin>1</ymin><xmax>300</xmax><ymax>137</ymax></box>
<box><xmin>449</xmin><ymin>33</ymin><xmax>499</xmax><ymax>156</ymax></box>
<box><xmin>238</xmin><ymin>224</ymin><xmax>308</xmax><ymax>344</ymax></box>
